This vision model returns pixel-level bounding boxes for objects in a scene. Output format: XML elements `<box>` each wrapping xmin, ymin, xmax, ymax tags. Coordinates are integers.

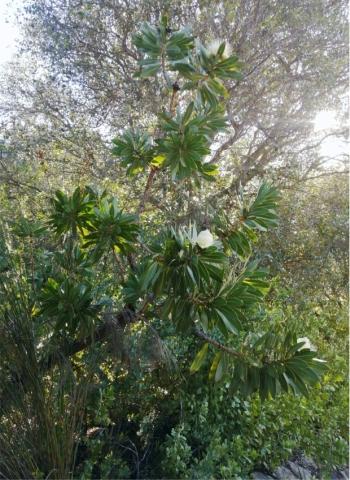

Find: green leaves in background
<box><xmin>11</xmin><ymin>218</ymin><xmax>47</xmax><ymax>238</ymax></box>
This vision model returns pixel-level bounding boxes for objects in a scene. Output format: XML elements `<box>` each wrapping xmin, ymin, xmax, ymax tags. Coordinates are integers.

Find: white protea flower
<box><xmin>196</xmin><ymin>229</ymin><xmax>214</xmax><ymax>249</ymax></box>
<box><xmin>206</xmin><ymin>39</ymin><xmax>232</xmax><ymax>58</ymax></box>
<box><xmin>297</xmin><ymin>337</ymin><xmax>316</xmax><ymax>351</ymax></box>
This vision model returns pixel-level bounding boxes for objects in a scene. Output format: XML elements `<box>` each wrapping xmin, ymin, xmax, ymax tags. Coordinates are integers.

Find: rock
<box><xmin>331</xmin><ymin>468</ymin><xmax>349</xmax><ymax>480</ymax></box>
<box><xmin>286</xmin><ymin>461</ymin><xmax>312</xmax><ymax>479</ymax></box>
<box><xmin>251</xmin><ymin>472</ymin><xmax>275</xmax><ymax>480</ymax></box>
<box><xmin>298</xmin><ymin>456</ymin><xmax>318</xmax><ymax>473</ymax></box>
<box><xmin>274</xmin><ymin>466</ymin><xmax>299</xmax><ymax>479</ymax></box>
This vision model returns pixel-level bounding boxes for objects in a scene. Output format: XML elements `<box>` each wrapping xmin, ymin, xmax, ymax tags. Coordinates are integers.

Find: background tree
<box><xmin>0</xmin><ymin>0</ymin><xmax>348</xmax><ymax>200</ymax></box>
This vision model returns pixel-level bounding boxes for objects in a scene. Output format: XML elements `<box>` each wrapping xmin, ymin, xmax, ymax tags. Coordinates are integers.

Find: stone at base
<box><xmin>251</xmin><ymin>472</ymin><xmax>275</xmax><ymax>480</ymax></box>
<box><xmin>274</xmin><ymin>466</ymin><xmax>299</xmax><ymax>479</ymax></box>
<box><xmin>331</xmin><ymin>468</ymin><xmax>349</xmax><ymax>480</ymax></box>
<box><xmin>286</xmin><ymin>461</ymin><xmax>313</xmax><ymax>479</ymax></box>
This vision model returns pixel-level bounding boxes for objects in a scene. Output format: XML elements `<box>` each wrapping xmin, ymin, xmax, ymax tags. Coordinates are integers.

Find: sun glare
<box><xmin>313</xmin><ymin>110</ymin><xmax>338</xmax><ymax>132</ymax></box>
<box><xmin>312</xmin><ymin>110</ymin><xmax>348</xmax><ymax>161</ymax></box>
<box><xmin>0</xmin><ymin>2</ymin><xmax>20</xmax><ymax>67</ymax></box>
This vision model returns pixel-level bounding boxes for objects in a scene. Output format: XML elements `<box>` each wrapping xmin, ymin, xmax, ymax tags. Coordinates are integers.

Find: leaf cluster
<box><xmin>112</xmin><ymin>21</ymin><xmax>242</xmax><ymax>181</ymax></box>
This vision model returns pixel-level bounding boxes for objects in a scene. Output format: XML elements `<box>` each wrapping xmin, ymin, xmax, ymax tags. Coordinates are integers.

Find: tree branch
<box><xmin>301</xmin><ymin>170</ymin><xmax>349</xmax><ymax>182</ymax></box>
<box><xmin>208</xmin><ymin>132</ymin><xmax>240</xmax><ymax>165</ymax></box>
<box><xmin>194</xmin><ymin>327</ymin><xmax>244</xmax><ymax>358</ymax></box>
<box><xmin>40</xmin><ymin>307</ymin><xmax>136</xmax><ymax>370</ymax></box>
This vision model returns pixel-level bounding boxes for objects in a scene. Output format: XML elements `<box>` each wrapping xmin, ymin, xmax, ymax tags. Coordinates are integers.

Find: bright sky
<box><xmin>0</xmin><ymin>0</ymin><xmax>22</xmax><ymax>67</ymax></box>
<box><xmin>313</xmin><ymin>110</ymin><xmax>348</xmax><ymax>162</ymax></box>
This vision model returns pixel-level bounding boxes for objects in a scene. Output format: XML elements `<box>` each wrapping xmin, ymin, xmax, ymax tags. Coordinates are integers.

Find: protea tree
<box><xmin>2</xmin><ymin>17</ymin><xmax>325</xmax><ymax>404</ymax></box>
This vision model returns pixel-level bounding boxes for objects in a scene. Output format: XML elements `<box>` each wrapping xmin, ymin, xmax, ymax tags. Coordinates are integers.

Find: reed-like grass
<box><xmin>0</xmin><ymin>244</ymin><xmax>88</xmax><ymax>479</ymax></box>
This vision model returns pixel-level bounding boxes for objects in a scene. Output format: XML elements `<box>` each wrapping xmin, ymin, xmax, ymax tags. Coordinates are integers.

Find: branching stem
<box><xmin>194</xmin><ymin>327</ymin><xmax>244</xmax><ymax>359</ymax></box>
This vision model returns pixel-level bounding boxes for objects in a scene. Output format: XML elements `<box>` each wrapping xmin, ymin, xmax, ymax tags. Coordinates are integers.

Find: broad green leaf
<box><xmin>209</xmin><ymin>351</ymin><xmax>222</xmax><ymax>380</ymax></box>
<box><xmin>190</xmin><ymin>342</ymin><xmax>209</xmax><ymax>373</ymax></box>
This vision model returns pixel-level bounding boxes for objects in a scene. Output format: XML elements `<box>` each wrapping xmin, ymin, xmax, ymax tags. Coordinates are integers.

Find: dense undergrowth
<box><xmin>74</xmin><ymin>299</ymin><xmax>348</xmax><ymax>479</ymax></box>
